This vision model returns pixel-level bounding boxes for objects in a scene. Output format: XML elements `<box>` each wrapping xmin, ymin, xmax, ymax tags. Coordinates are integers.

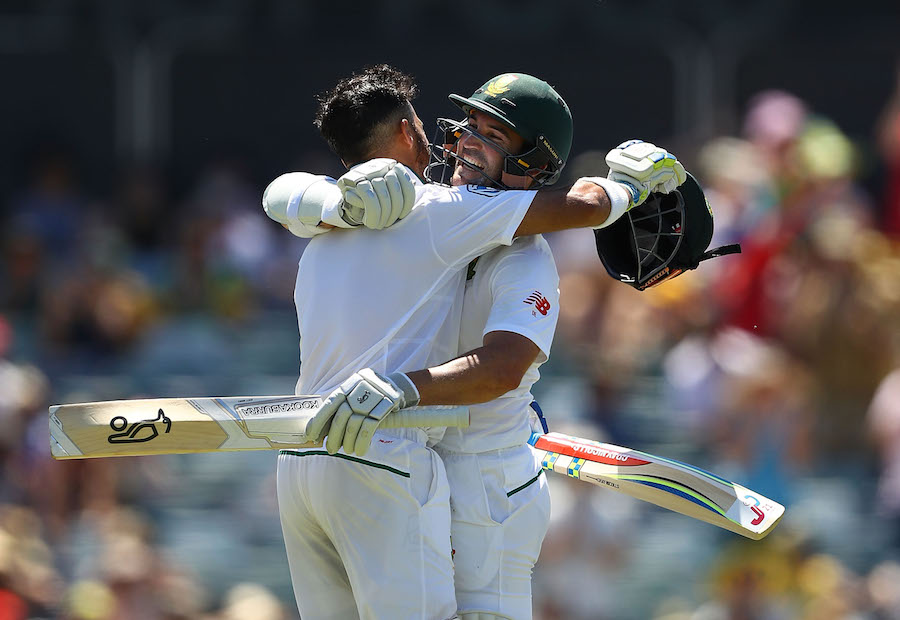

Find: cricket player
<box><xmin>426</xmin><ymin>75</ymin><xmax>566</xmax><ymax>620</ymax></box>
<box><xmin>265</xmin><ymin>65</ymin><xmax>685</xmax><ymax>619</ymax></box>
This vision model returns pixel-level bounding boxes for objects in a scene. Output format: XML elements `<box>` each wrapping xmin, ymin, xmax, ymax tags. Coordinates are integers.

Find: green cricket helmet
<box><xmin>594</xmin><ymin>173</ymin><xmax>742</xmax><ymax>290</ymax></box>
<box><xmin>426</xmin><ymin>73</ymin><xmax>573</xmax><ymax>188</ymax></box>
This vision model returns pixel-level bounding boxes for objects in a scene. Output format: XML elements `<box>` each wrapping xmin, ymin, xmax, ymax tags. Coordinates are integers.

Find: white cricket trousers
<box><xmin>276</xmin><ymin>429</ymin><xmax>456</xmax><ymax>620</ymax></box>
<box><xmin>436</xmin><ymin>443</ymin><xmax>551</xmax><ymax>620</ymax></box>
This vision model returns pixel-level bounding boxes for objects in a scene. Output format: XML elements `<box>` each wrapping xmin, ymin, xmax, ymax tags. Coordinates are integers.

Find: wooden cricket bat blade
<box><xmin>49</xmin><ymin>396</ymin><xmax>468</xmax><ymax>459</ymax></box>
<box><xmin>529</xmin><ymin>432</ymin><xmax>785</xmax><ymax>540</ymax></box>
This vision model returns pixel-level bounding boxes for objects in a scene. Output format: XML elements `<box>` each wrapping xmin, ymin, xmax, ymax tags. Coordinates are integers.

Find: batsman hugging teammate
<box><xmin>263</xmin><ymin>65</ymin><xmax>687</xmax><ymax>619</ymax></box>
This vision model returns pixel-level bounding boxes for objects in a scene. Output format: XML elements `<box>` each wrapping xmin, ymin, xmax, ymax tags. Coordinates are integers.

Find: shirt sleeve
<box><xmin>482</xmin><ymin>237</ymin><xmax>560</xmax><ymax>361</ymax></box>
<box><xmin>425</xmin><ymin>184</ymin><xmax>535</xmax><ymax>268</ymax></box>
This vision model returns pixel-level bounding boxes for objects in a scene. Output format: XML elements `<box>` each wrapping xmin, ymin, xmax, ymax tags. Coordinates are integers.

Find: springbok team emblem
<box><xmin>484</xmin><ymin>74</ymin><xmax>518</xmax><ymax>97</ymax></box>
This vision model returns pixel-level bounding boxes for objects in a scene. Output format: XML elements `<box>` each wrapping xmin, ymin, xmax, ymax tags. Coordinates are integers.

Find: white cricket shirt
<box><xmin>438</xmin><ymin>235</ymin><xmax>560</xmax><ymax>453</ymax></box>
<box><xmin>294</xmin><ymin>181</ymin><xmax>536</xmax><ymax>406</ymax></box>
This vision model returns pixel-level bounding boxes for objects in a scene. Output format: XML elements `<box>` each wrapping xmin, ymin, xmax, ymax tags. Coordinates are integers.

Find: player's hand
<box><xmin>605</xmin><ymin>140</ymin><xmax>687</xmax><ymax>208</ymax></box>
<box><xmin>304</xmin><ymin>369</ymin><xmax>420</xmax><ymax>456</ymax></box>
<box><xmin>337</xmin><ymin>158</ymin><xmax>417</xmax><ymax>230</ymax></box>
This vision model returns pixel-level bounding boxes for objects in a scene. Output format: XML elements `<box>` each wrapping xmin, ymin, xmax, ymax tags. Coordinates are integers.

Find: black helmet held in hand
<box><xmin>594</xmin><ymin>173</ymin><xmax>741</xmax><ymax>290</ymax></box>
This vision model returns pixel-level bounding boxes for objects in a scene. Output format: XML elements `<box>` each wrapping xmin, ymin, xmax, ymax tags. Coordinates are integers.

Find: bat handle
<box><xmin>381</xmin><ymin>406</ymin><xmax>469</xmax><ymax>429</ymax></box>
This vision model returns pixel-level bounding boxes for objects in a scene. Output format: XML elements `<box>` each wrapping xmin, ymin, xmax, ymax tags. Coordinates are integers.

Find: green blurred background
<box><xmin>3</xmin><ymin>1</ymin><xmax>900</xmax><ymax>618</ymax></box>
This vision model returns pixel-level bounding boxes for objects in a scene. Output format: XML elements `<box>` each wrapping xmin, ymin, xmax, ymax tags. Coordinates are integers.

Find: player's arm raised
<box><xmin>512</xmin><ymin>178</ymin><xmax>617</xmax><ymax>236</ymax></box>
<box><xmin>514</xmin><ymin>139</ymin><xmax>687</xmax><ymax>236</ymax></box>
<box><xmin>264</xmin><ymin>140</ymin><xmax>685</xmax><ymax>238</ymax></box>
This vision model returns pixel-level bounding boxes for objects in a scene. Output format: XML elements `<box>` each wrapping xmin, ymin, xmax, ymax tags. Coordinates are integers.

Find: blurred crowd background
<box><xmin>3</xmin><ymin>1</ymin><xmax>900</xmax><ymax>618</ymax></box>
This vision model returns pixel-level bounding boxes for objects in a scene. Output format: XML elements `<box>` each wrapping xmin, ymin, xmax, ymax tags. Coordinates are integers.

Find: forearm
<box><xmin>514</xmin><ymin>178</ymin><xmax>627</xmax><ymax>237</ymax></box>
<box><xmin>514</xmin><ymin>140</ymin><xmax>686</xmax><ymax>237</ymax></box>
<box><xmin>406</xmin><ymin>348</ymin><xmax>520</xmax><ymax>406</ymax></box>
<box><xmin>406</xmin><ymin>332</ymin><xmax>540</xmax><ymax>406</ymax></box>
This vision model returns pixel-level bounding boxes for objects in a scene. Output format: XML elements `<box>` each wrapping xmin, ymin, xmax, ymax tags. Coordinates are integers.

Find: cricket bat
<box><xmin>49</xmin><ymin>396</ymin><xmax>468</xmax><ymax>459</ymax></box>
<box><xmin>529</xmin><ymin>432</ymin><xmax>784</xmax><ymax>540</ymax></box>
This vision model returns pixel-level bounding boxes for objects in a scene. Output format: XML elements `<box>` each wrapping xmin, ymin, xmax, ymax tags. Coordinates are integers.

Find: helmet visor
<box><xmin>596</xmin><ymin>190</ymin><xmax>686</xmax><ymax>290</ymax></box>
<box><xmin>424</xmin><ymin>117</ymin><xmax>560</xmax><ymax>188</ymax></box>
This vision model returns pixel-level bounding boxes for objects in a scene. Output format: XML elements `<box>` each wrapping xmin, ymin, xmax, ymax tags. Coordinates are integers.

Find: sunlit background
<box><xmin>3</xmin><ymin>1</ymin><xmax>900</xmax><ymax>618</ymax></box>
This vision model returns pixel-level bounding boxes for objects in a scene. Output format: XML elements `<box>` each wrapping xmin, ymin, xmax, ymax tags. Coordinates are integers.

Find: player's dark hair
<box><xmin>314</xmin><ymin>64</ymin><xmax>419</xmax><ymax>167</ymax></box>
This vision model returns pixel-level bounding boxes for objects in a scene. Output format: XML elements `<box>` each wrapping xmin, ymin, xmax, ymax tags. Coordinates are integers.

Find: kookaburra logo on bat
<box><xmin>107</xmin><ymin>409</ymin><xmax>172</xmax><ymax>444</ymax></box>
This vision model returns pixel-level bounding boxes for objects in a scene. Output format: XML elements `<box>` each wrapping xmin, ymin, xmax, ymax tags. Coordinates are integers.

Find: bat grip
<box><xmin>380</xmin><ymin>406</ymin><xmax>469</xmax><ymax>429</ymax></box>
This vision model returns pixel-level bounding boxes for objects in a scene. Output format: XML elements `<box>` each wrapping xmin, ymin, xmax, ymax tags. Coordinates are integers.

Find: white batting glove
<box><xmin>605</xmin><ymin>140</ymin><xmax>687</xmax><ymax>208</ymax></box>
<box><xmin>262</xmin><ymin>172</ymin><xmax>344</xmax><ymax>237</ymax></box>
<box><xmin>336</xmin><ymin>159</ymin><xmax>417</xmax><ymax>230</ymax></box>
<box><xmin>304</xmin><ymin>369</ymin><xmax>420</xmax><ymax>456</ymax></box>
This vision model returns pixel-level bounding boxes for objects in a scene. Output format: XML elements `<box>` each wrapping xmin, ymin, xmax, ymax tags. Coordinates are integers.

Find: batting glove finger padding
<box><xmin>395</xmin><ymin>168</ymin><xmax>415</xmax><ymax>220</ymax></box>
<box><xmin>354</xmin><ymin>416</ymin><xmax>382</xmax><ymax>457</ymax></box>
<box><xmin>346</xmin><ymin>400</ymin><xmax>394</xmax><ymax>456</ymax></box>
<box><xmin>336</xmin><ymin>158</ymin><xmax>416</xmax><ymax>230</ymax></box>
<box><xmin>354</xmin><ymin>181</ymin><xmax>380</xmax><ymax>227</ymax></box>
<box><xmin>303</xmin><ymin>391</ymin><xmax>343</xmax><ymax>443</ymax></box>
<box><xmin>356</xmin><ymin>181</ymin><xmax>386</xmax><ymax>229</ymax></box>
<box><xmin>605</xmin><ymin>140</ymin><xmax>686</xmax><ymax>208</ymax></box>
<box><xmin>325</xmin><ymin>401</ymin><xmax>355</xmax><ymax>455</ymax></box>
<box><xmin>340</xmin><ymin>407</ymin><xmax>367</xmax><ymax>454</ymax></box>
<box><xmin>340</xmin><ymin>189</ymin><xmax>366</xmax><ymax>226</ymax></box>
<box><xmin>385</xmin><ymin>172</ymin><xmax>409</xmax><ymax>227</ymax></box>
<box><xmin>656</xmin><ymin>163</ymin><xmax>687</xmax><ymax>194</ymax></box>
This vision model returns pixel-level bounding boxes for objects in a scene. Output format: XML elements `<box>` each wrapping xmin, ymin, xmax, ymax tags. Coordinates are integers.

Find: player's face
<box><xmin>409</xmin><ymin>109</ymin><xmax>431</xmax><ymax>176</ymax></box>
<box><xmin>450</xmin><ymin>109</ymin><xmax>526</xmax><ymax>187</ymax></box>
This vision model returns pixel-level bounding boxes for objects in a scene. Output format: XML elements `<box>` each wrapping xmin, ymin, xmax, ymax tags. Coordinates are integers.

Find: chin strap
<box><xmin>691</xmin><ymin>243</ymin><xmax>742</xmax><ymax>269</ymax></box>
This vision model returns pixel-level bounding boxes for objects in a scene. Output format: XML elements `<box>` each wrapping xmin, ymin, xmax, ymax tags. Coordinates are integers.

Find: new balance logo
<box><xmin>524</xmin><ymin>291</ymin><xmax>551</xmax><ymax>316</ymax></box>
